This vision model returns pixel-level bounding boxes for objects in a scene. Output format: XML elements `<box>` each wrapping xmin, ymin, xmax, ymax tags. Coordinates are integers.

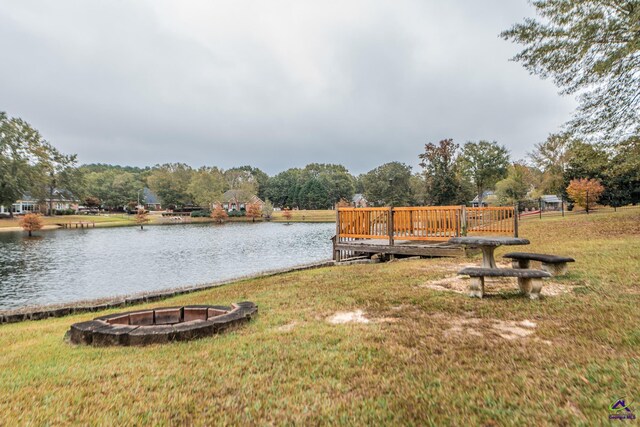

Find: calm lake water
<box><xmin>0</xmin><ymin>222</ymin><xmax>334</xmax><ymax>310</ymax></box>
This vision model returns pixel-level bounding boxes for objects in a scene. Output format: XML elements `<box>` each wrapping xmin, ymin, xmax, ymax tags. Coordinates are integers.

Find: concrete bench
<box><xmin>503</xmin><ymin>252</ymin><xmax>575</xmax><ymax>276</ymax></box>
<box><xmin>458</xmin><ymin>267</ymin><xmax>551</xmax><ymax>300</ymax></box>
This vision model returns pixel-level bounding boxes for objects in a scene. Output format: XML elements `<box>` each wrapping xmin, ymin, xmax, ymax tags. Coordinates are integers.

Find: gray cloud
<box><xmin>0</xmin><ymin>0</ymin><xmax>576</xmax><ymax>175</ymax></box>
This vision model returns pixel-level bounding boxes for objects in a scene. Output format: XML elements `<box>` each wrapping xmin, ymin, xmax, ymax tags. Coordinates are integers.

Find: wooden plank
<box><xmin>335</xmin><ymin>242</ymin><xmax>466</xmax><ymax>257</ymax></box>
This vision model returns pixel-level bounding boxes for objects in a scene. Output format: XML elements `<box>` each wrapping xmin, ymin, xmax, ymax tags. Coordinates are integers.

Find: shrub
<box><xmin>227</xmin><ymin>210</ymin><xmax>246</xmax><ymax>217</ymax></box>
<box><xmin>55</xmin><ymin>209</ymin><xmax>76</xmax><ymax>215</ymax></box>
<box><xmin>190</xmin><ymin>210</ymin><xmax>211</xmax><ymax>218</ymax></box>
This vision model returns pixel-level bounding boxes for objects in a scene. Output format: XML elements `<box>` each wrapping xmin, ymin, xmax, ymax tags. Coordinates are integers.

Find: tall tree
<box><xmin>495</xmin><ymin>162</ymin><xmax>537</xmax><ymax>205</ymax></box>
<box><xmin>563</xmin><ymin>137</ymin><xmax>640</xmax><ymax>206</ymax></box>
<box><xmin>501</xmin><ymin>1</ymin><xmax>640</xmax><ymax>140</ymax></box>
<box><xmin>459</xmin><ymin>141</ymin><xmax>510</xmax><ymax>205</ymax></box>
<box><xmin>361</xmin><ymin>162</ymin><xmax>414</xmax><ymax>206</ymax></box>
<box><xmin>147</xmin><ymin>163</ymin><xmax>193</xmax><ymax>208</ymax></box>
<box><xmin>225</xmin><ymin>166</ymin><xmax>269</xmax><ymax>200</ymax></box>
<box><xmin>265</xmin><ymin>168</ymin><xmax>302</xmax><ymax>208</ymax></box>
<box><xmin>0</xmin><ymin>112</ymin><xmax>54</xmax><ymax>216</ymax></box>
<box><xmin>563</xmin><ymin>141</ymin><xmax>610</xmax><ymax>184</ymax></box>
<box><xmin>187</xmin><ymin>167</ymin><xmax>225</xmax><ymax>208</ymax></box>
<box><xmin>302</xmin><ymin>163</ymin><xmax>355</xmax><ymax>209</ymax></box>
<box><xmin>224</xmin><ymin>168</ymin><xmax>258</xmax><ymax>195</ymax></box>
<box><xmin>418</xmin><ymin>138</ymin><xmax>471</xmax><ymax>205</ymax></box>
<box><xmin>605</xmin><ymin>137</ymin><xmax>640</xmax><ymax>206</ymax></box>
<box><xmin>529</xmin><ymin>132</ymin><xmax>573</xmax><ymax>195</ymax></box>
<box><xmin>298</xmin><ymin>178</ymin><xmax>329</xmax><ymax>209</ymax></box>
<box><xmin>84</xmin><ymin>170</ymin><xmax>143</xmax><ymax>210</ymax></box>
<box><xmin>31</xmin><ymin>147</ymin><xmax>82</xmax><ymax>215</ymax></box>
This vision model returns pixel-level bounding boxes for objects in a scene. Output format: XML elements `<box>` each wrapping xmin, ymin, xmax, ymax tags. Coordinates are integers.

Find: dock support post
<box><xmin>387</xmin><ymin>207</ymin><xmax>394</xmax><ymax>247</ymax></box>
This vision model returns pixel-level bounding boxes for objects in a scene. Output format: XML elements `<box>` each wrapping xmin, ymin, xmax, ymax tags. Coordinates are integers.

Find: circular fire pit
<box><xmin>67</xmin><ymin>302</ymin><xmax>257</xmax><ymax>346</ymax></box>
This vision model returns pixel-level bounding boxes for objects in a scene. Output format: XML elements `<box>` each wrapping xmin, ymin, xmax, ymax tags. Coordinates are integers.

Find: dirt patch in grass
<box><xmin>327</xmin><ymin>310</ymin><xmax>398</xmax><ymax>325</ymax></box>
<box><xmin>420</xmin><ymin>274</ymin><xmax>573</xmax><ymax>297</ymax></box>
<box><xmin>441</xmin><ymin>315</ymin><xmax>552</xmax><ymax>344</ymax></box>
<box><xmin>277</xmin><ymin>321</ymin><xmax>298</xmax><ymax>332</ymax></box>
<box><xmin>328</xmin><ymin>310</ymin><xmax>371</xmax><ymax>324</ymax></box>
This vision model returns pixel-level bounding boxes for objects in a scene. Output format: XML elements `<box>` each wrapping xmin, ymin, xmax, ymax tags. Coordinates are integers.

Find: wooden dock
<box><xmin>333</xmin><ymin>206</ymin><xmax>516</xmax><ymax>261</ymax></box>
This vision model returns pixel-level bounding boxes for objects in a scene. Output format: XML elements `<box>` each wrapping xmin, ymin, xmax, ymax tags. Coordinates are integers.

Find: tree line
<box><xmin>2</xmin><ymin>111</ymin><xmax>638</xmax><ymax>216</ymax></box>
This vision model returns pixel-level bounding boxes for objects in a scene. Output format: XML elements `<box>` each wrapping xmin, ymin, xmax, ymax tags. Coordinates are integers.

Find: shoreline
<box><xmin>0</xmin><ymin>216</ymin><xmax>335</xmax><ymax>233</ymax></box>
<box><xmin>0</xmin><ymin>259</ymin><xmax>336</xmax><ymax>323</ymax></box>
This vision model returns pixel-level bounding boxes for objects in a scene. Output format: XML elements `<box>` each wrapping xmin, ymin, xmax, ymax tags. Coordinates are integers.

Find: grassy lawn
<box><xmin>0</xmin><ymin>210</ymin><xmax>336</xmax><ymax>231</ymax></box>
<box><xmin>154</xmin><ymin>210</ymin><xmax>336</xmax><ymax>225</ymax></box>
<box><xmin>271</xmin><ymin>209</ymin><xmax>336</xmax><ymax>222</ymax></box>
<box><xmin>0</xmin><ymin>214</ymin><xmax>136</xmax><ymax>229</ymax></box>
<box><xmin>0</xmin><ymin>211</ymin><xmax>638</xmax><ymax>424</ymax></box>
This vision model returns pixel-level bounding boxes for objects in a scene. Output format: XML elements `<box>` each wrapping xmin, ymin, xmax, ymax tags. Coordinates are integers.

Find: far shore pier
<box><xmin>58</xmin><ymin>221</ymin><xmax>97</xmax><ymax>229</ymax></box>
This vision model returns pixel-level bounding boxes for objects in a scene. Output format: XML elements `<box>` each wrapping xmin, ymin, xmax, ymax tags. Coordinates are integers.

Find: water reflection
<box><xmin>0</xmin><ymin>222</ymin><xmax>334</xmax><ymax>309</ymax></box>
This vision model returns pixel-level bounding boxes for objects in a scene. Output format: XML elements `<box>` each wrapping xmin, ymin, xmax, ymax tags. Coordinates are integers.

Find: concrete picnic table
<box><xmin>448</xmin><ymin>236</ymin><xmax>530</xmax><ymax>269</ymax></box>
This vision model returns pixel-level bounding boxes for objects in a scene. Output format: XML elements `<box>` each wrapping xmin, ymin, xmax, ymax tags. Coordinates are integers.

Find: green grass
<box><xmin>0</xmin><ymin>210</ymin><xmax>336</xmax><ymax>232</ymax></box>
<box><xmin>0</xmin><ymin>210</ymin><xmax>639</xmax><ymax>424</ymax></box>
<box><xmin>271</xmin><ymin>209</ymin><xmax>336</xmax><ymax>222</ymax></box>
<box><xmin>0</xmin><ymin>214</ymin><xmax>137</xmax><ymax>229</ymax></box>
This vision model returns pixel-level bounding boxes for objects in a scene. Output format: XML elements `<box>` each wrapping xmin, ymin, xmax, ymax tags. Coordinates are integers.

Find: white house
<box><xmin>1</xmin><ymin>192</ymin><xmax>78</xmax><ymax>215</ymax></box>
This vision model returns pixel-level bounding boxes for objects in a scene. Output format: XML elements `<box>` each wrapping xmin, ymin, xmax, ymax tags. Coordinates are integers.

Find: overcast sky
<box><xmin>0</xmin><ymin>0</ymin><xmax>576</xmax><ymax>175</ymax></box>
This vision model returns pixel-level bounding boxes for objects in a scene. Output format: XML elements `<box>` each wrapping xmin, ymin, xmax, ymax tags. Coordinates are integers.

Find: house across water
<box><xmin>219</xmin><ymin>190</ymin><xmax>263</xmax><ymax>212</ymax></box>
<box><xmin>0</xmin><ymin>191</ymin><xmax>79</xmax><ymax>215</ymax></box>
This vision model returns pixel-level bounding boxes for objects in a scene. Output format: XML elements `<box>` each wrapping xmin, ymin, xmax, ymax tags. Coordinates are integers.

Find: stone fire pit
<box><xmin>67</xmin><ymin>302</ymin><xmax>257</xmax><ymax>346</ymax></box>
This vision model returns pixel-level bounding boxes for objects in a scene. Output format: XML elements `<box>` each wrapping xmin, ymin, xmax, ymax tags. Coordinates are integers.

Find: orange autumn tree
<box><xmin>336</xmin><ymin>198</ymin><xmax>351</xmax><ymax>208</ymax></box>
<box><xmin>566</xmin><ymin>178</ymin><xmax>604</xmax><ymax>211</ymax></box>
<box><xmin>246</xmin><ymin>202</ymin><xmax>262</xmax><ymax>222</ymax></box>
<box><xmin>211</xmin><ymin>204</ymin><xmax>228</xmax><ymax>223</ymax></box>
<box><xmin>19</xmin><ymin>213</ymin><xmax>44</xmax><ymax>237</ymax></box>
<box><xmin>282</xmin><ymin>208</ymin><xmax>293</xmax><ymax>224</ymax></box>
<box><xmin>135</xmin><ymin>209</ymin><xmax>150</xmax><ymax>230</ymax></box>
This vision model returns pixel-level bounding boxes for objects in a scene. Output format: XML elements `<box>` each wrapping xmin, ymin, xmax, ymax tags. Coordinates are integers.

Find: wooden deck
<box><xmin>333</xmin><ymin>238</ymin><xmax>469</xmax><ymax>260</ymax></box>
<box><xmin>333</xmin><ymin>206</ymin><xmax>516</xmax><ymax>261</ymax></box>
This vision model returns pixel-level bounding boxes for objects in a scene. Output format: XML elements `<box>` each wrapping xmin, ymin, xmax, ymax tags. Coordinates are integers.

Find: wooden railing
<box><xmin>337</xmin><ymin>205</ymin><xmax>516</xmax><ymax>243</ymax></box>
<box><xmin>392</xmin><ymin>206</ymin><xmax>462</xmax><ymax>241</ymax></box>
<box><xmin>466</xmin><ymin>207</ymin><xmax>515</xmax><ymax>235</ymax></box>
<box><xmin>338</xmin><ymin>207</ymin><xmax>390</xmax><ymax>239</ymax></box>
